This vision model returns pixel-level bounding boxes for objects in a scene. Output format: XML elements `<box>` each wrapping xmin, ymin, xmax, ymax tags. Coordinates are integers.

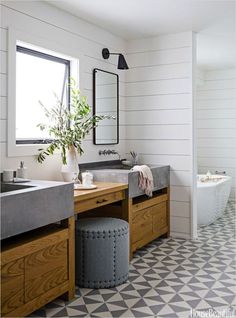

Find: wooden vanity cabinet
<box><xmin>1</xmin><ymin>258</ymin><xmax>24</xmax><ymax>315</ymax></box>
<box><xmin>0</xmin><ymin>218</ymin><xmax>75</xmax><ymax>317</ymax></box>
<box><xmin>129</xmin><ymin>188</ymin><xmax>169</xmax><ymax>255</ymax></box>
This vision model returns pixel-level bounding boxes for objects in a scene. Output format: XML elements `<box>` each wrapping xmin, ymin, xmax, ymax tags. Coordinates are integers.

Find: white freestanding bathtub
<box><xmin>197</xmin><ymin>174</ymin><xmax>232</xmax><ymax>226</ymax></box>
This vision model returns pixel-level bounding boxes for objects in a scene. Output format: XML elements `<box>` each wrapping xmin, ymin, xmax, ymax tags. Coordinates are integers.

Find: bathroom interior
<box><xmin>0</xmin><ymin>1</ymin><xmax>235</xmax><ymax>318</ymax></box>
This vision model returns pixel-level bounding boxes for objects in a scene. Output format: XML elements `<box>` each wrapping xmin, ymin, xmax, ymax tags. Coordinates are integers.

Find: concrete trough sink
<box><xmin>80</xmin><ymin>161</ymin><xmax>170</xmax><ymax>198</ymax></box>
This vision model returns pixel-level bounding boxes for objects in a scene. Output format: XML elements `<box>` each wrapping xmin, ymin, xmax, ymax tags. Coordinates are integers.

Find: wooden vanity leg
<box><xmin>167</xmin><ymin>187</ymin><xmax>170</xmax><ymax>238</ymax></box>
<box><xmin>61</xmin><ymin>216</ymin><xmax>75</xmax><ymax>301</ymax></box>
<box><xmin>128</xmin><ymin>198</ymin><xmax>134</xmax><ymax>261</ymax></box>
<box><xmin>67</xmin><ymin>216</ymin><xmax>75</xmax><ymax>300</ymax></box>
<box><xmin>121</xmin><ymin>190</ymin><xmax>133</xmax><ymax>261</ymax></box>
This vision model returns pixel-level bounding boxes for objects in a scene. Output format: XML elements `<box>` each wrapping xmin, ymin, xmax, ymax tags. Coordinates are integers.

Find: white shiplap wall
<box><xmin>125</xmin><ymin>32</ymin><xmax>194</xmax><ymax>238</ymax></box>
<box><xmin>0</xmin><ymin>1</ymin><xmax>126</xmax><ymax>180</ymax></box>
<box><xmin>197</xmin><ymin>68</ymin><xmax>236</xmax><ymax>200</ymax></box>
<box><xmin>0</xmin><ymin>2</ymin><xmax>196</xmax><ymax>238</ymax></box>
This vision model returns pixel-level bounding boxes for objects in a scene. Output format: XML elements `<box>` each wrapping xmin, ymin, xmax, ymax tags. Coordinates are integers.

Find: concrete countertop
<box><xmin>1</xmin><ymin>180</ymin><xmax>74</xmax><ymax>240</ymax></box>
<box><xmin>0</xmin><ymin>179</ymin><xmax>73</xmax><ymax>197</ymax></box>
<box><xmin>86</xmin><ymin>163</ymin><xmax>170</xmax><ymax>198</ymax></box>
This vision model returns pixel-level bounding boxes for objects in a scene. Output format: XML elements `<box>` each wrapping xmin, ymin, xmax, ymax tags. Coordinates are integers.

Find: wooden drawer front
<box><xmin>132</xmin><ymin>193</ymin><xmax>168</xmax><ymax>213</ymax></box>
<box><xmin>75</xmin><ymin>190</ymin><xmax>124</xmax><ymax>213</ymax></box>
<box><xmin>153</xmin><ymin>202</ymin><xmax>168</xmax><ymax>233</ymax></box>
<box><xmin>25</xmin><ymin>240</ymin><xmax>68</xmax><ymax>302</ymax></box>
<box><xmin>1</xmin><ymin>259</ymin><xmax>24</xmax><ymax>315</ymax></box>
<box><xmin>132</xmin><ymin>207</ymin><xmax>153</xmax><ymax>243</ymax></box>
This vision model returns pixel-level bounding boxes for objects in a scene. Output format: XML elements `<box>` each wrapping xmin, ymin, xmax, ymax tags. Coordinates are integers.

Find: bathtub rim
<box><xmin>197</xmin><ymin>174</ymin><xmax>232</xmax><ymax>188</ymax></box>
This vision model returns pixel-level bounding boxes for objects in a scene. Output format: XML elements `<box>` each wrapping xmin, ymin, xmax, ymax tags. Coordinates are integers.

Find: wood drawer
<box><xmin>1</xmin><ymin>259</ymin><xmax>24</xmax><ymax>315</ymax></box>
<box><xmin>75</xmin><ymin>190</ymin><xmax>124</xmax><ymax>213</ymax></box>
<box><xmin>25</xmin><ymin>240</ymin><xmax>68</xmax><ymax>302</ymax></box>
<box><xmin>132</xmin><ymin>193</ymin><xmax>168</xmax><ymax>213</ymax></box>
<box><xmin>132</xmin><ymin>207</ymin><xmax>153</xmax><ymax>243</ymax></box>
<box><xmin>153</xmin><ymin>201</ymin><xmax>168</xmax><ymax>233</ymax></box>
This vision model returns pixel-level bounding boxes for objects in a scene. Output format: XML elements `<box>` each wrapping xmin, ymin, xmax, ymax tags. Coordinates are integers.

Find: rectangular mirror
<box><xmin>93</xmin><ymin>68</ymin><xmax>119</xmax><ymax>145</ymax></box>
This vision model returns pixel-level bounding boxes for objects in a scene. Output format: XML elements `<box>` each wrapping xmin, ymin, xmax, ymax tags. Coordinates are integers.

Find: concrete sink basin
<box><xmin>1</xmin><ymin>183</ymin><xmax>35</xmax><ymax>193</ymax></box>
<box><xmin>80</xmin><ymin>161</ymin><xmax>170</xmax><ymax>198</ymax></box>
<box><xmin>1</xmin><ymin>180</ymin><xmax>74</xmax><ymax>240</ymax></box>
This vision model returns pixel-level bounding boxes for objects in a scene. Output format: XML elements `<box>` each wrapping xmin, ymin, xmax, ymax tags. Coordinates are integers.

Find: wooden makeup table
<box><xmin>74</xmin><ymin>182</ymin><xmax>128</xmax><ymax>215</ymax></box>
<box><xmin>74</xmin><ymin>181</ymin><xmax>169</xmax><ymax>257</ymax></box>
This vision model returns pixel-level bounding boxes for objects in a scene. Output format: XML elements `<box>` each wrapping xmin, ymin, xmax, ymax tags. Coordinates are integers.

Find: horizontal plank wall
<box><xmin>0</xmin><ymin>1</ymin><xmax>126</xmax><ymax>180</ymax></box>
<box><xmin>197</xmin><ymin>68</ymin><xmax>236</xmax><ymax>201</ymax></box>
<box><xmin>125</xmin><ymin>32</ymin><xmax>194</xmax><ymax>238</ymax></box>
<box><xmin>0</xmin><ymin>2</ymin><xmax>196</xmax><ymax>239</ymax></box>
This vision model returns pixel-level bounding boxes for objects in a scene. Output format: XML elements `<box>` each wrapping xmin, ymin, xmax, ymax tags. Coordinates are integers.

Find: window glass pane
<box><xmin>16</xmin><ymin>48</ymin><xmax>69</xmax><ymax>142</ymax></box>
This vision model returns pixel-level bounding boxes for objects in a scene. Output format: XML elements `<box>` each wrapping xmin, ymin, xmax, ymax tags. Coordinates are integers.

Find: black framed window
<box><xmin>16</xmin><ymin>45</ymin><xmax>70</xmax><ymax>144</ymax></box>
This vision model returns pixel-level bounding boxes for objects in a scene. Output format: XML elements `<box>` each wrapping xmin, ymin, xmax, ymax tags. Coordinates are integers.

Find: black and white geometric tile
<box><xmin>31</xmin><ymin>201</ymin><xmax>236</xmax><ymax>318</ymax></box>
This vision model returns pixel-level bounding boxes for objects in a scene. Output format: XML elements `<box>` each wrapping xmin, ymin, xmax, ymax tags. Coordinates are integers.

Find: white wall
<box><xmin>0</xmin><ymin>1</ymin><xmax>126</xmax><ymax>181</ymax></box>
<box><xmin>0</xmin><ymin>2</ymin><xmax>196</xmax><ymax>239</ymax></box>
<box><xmin>124</xmin><ymin>32</ymin><xmax>195</xmax><ymax>238</ymax></box>
<box><xmin>196</xmin><ymin>68</ymin><xmax>236</xmax><ymax>200</ymax></box>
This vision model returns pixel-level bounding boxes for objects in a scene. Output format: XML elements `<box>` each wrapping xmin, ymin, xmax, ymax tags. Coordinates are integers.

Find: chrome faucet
<box><xmin>99</xmin><ymin>149</ymin><xmax>120</xmax><ymax>160</ymax></box>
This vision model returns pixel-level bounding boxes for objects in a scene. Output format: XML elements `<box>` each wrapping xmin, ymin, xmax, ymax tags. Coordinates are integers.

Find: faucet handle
<box><xmin>98</xmin><ymin>149</ymin><xmax>120</xmax><ymax>160</ymax></box>
<box><xmin>215</xmin><ymin>170</ymin><xmax>226</xmax><ymax>175</ymax></box>
<box><xmin>98</xmin><ymin>149</ymin><xmax>109</xmax><ymax>155</ymax></box>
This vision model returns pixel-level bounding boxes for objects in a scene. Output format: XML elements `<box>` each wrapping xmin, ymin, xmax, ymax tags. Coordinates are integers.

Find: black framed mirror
<box><xmin>93</xmin><ymin>68</ymin><xmax>119</xmax><ymax>145</ymax></box>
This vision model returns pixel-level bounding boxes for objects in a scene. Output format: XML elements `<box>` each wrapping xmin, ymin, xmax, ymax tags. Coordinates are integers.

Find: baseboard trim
<box><xmin>170</xmin><ymin>232</ymin><xmax>191</xmax><ymax>240</ymax></box>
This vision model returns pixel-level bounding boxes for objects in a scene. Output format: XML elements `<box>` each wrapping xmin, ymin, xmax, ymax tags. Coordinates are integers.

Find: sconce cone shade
<box><xmin>102</xmin><ymin>48</ymin><xmax>129</xmax><ymax>70</ymax></box>
<box><xmin>118</xmin><ymin>54</ymin><xmax>129</xmax><ymax>70</ymax></box>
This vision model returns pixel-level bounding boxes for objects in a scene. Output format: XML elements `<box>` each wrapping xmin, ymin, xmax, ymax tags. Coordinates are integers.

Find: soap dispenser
<box><xmin>17</xmin><ymin>161</ymin><xmax>28</xmax><ymax>179</ymax></box>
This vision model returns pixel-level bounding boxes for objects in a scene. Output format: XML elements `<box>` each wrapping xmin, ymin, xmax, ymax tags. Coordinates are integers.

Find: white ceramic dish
<box><xmin>74</xmin><ymin>184</ymin><xmax>97</xmax><ymax>190</ymax></box>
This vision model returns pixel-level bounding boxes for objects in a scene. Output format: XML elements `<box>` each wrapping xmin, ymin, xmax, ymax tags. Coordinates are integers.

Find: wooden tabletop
<box><xmin>74</xmin><ymin>182</ymin><xmax>128</xmax><ymax>202</ymax></box>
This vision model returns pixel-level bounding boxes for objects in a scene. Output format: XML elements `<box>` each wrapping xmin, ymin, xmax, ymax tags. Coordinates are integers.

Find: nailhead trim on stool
<box><xmin>76</xmin><ymin>218</ymin><xmax>129</xmax><ymax>289</ymax></box>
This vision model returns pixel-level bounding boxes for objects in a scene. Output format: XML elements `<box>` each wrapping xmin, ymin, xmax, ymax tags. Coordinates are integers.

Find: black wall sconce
<box><xmin>102</xmin><ymin>48</ymin><xmax>129</xmax><ymax>70</ymax></box>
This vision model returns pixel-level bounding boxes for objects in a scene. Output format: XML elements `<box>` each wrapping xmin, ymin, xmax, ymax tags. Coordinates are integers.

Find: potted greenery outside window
<box><xmin>37</xmin><ymin>79</ymin><xmax>111</xmax><ymax>181</ymax></box>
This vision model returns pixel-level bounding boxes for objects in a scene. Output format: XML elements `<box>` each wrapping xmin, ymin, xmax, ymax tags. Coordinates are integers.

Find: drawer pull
<box><xmin>96</xmin><ymin>199</ymin><xmax>108</xmax><ymax>204</ymax></box>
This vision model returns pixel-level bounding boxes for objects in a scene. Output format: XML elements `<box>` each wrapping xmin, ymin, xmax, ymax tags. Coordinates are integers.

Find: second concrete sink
<box><xmin>80</xmin><ymin>160</ymin><xmax>170</xmax><ymax>198</ymax></box>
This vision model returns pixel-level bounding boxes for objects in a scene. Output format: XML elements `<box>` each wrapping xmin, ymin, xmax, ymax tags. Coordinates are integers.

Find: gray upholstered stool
<box><xmin>76</xmin><ymin>217</ymin><xmax>129</xmax><ymax>288</ymax></box>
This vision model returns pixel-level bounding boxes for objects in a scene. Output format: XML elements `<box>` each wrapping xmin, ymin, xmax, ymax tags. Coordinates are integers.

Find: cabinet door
<box><xmin>25</xmin><ymin>240</ymin><xmax>68</xmax><ymax>302</ymax></box>
<box><xmin>132</xmin><ymin>206</ymin><xmax>153</xmax><ymax>244</ymax></box>
<box><xmin>1</xmin><ymin>259</ymin><xmax>24</xmax><ymax>315</ymax></box>
<box><xmin>152</xmin><ymin>201</ymin><xmax>168</xmax><ymax>235</ymax></box>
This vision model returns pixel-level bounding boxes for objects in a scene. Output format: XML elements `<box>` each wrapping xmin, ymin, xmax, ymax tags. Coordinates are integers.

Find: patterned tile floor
<box><xmin>31</xmin><ymin>201</ymin><xmax>236</xmax><ymax>318</ymax></box>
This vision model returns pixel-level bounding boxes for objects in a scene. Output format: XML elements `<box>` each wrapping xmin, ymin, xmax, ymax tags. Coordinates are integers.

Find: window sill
<box><xmin>8</xmin><ymin>143</ymin><xmax>50</xmax><ymax>157</ymax></box>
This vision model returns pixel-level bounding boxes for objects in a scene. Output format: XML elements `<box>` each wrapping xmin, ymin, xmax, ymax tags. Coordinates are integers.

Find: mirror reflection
<box><xmin>93</xmin><ymin>69</ymin><xmax>119</xmax><ymax>145</ymax></box>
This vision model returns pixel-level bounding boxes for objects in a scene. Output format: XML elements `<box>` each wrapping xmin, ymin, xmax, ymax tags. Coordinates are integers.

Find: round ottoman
<box><xmin>76</xmin><ymin>217</ymin><xmax>129</xmax><ymax>288</ymax></box>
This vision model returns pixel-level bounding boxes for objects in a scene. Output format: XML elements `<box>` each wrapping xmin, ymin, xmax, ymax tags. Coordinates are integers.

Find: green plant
<box><xmin>37</xmin><ymin>79</ymin><xmax>111</xmax><ymax>164</ymax></box>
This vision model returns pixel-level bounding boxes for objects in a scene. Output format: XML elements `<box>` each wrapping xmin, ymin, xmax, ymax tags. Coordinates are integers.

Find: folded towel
<box><xmin>131</xmin><ymin>165</ymin><xmax>154</xmax><ymax>197</ymax></box>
